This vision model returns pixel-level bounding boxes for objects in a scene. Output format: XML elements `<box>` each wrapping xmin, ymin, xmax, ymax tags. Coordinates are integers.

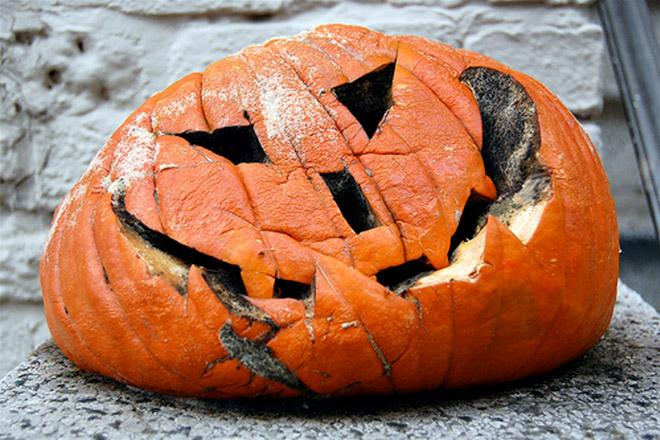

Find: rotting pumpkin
<box><xmin>40</xmin><ymin>24</ymin><xmax>619</xmax><ymax>398</ymax></box>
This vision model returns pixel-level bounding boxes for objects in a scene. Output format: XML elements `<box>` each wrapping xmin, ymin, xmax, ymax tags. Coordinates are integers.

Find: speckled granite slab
<box><xmin>1</xmin><ymin>281</ymin><xmax>658</xmax><ymax>440</ymax></box>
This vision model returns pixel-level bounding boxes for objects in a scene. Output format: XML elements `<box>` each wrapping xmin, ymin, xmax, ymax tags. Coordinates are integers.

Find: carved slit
<box><xmin>320</xmin><ymin>168</ymin><xmax>380</xmax><ymax>234</ymax></box>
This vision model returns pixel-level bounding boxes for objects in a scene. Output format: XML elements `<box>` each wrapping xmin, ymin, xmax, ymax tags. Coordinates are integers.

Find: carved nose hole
<box><xmin>320</xmin><ymin>168</ymin><xmax>381</xmax><ymax>234</ymax></box>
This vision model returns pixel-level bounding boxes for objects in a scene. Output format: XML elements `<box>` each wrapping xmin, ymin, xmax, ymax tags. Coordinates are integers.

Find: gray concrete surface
<box><xmin>0</xmin><ymin>281</ymin><xmax>658</xmax><ymax>440</ymax></box>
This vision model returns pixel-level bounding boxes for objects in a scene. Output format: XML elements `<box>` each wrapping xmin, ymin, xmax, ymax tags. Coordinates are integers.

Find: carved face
<box><xmin>41</xmin><ymin>25</ymin><xmax>618</xmax><ymax>398</ymax></box>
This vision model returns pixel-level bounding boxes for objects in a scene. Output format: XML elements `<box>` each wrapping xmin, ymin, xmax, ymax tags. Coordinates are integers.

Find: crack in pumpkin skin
<box><xmin>40</xmin><ymin>24</ymin><xmax>618</xmax><ymax>398</ymax></box>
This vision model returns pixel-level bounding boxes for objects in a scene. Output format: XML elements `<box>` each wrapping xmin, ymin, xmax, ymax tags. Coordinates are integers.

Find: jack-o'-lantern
<box><xmin>40</xmin><ymin>24</ymin><xmax>618</xmax><ymax>398</ymax></box>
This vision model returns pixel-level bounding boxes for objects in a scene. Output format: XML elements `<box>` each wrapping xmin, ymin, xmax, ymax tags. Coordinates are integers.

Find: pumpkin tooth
<box><xmin>449</xmin><ymin>191</ymin><xmax>493</xmax><ymax>256</ymax></box>
<box><xmin>200</xmin><ymin>269</ymin><xmax>277</xmax><ymax>328</ymax></box>
<box><xmin>331</xmin><ymin>62</ymin><xmax>395</xmax><ymax>138</ymax></box>
<box><xmin>417</xmin><ymin>228</ymin><xmax>488</xmax><ymax>286</ymax></box>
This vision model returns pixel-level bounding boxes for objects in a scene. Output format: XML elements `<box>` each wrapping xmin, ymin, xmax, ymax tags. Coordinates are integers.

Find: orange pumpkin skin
<box><xmin>40</xmin><ymin>25</ymin><xmax>618</xmax><ymax>398</ymax></box>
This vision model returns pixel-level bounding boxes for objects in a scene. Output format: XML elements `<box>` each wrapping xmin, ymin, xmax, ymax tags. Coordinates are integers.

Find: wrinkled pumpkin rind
<box><xmin>40</xmin><ymin>24</ymin><xmax>618</xmax><ymax>398</ymax></box>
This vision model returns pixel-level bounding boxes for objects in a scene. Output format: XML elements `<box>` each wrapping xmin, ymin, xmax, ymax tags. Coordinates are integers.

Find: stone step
<box><xmin>0</xmin><ymin>281</ymin><xmax>658</xmax><ymax>439</ymax></box>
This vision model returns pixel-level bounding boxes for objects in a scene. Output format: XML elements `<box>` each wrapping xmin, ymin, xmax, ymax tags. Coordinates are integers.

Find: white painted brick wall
<box><xmin>0</xmin><ymin>0</ymin><xmax>652</xmax><ymax>377</ymax></box>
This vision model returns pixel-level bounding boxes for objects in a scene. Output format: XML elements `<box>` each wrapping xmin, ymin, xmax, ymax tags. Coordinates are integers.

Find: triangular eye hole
<box><xmin>332</xmin><ymin>62</ymin><xmax>396</xmax><ymax>138</ymax></box>
<box><xmin>175</xmin><ymin>124</ymin><xmax>271</xmax><ymax>165</ymax></box>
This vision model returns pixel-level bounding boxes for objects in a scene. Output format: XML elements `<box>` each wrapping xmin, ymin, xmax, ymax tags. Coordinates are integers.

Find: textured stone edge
<box><xmin>0</xmin><ymin>280</ymin><xmax>658</xmax><ymax>439</ymax></box>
